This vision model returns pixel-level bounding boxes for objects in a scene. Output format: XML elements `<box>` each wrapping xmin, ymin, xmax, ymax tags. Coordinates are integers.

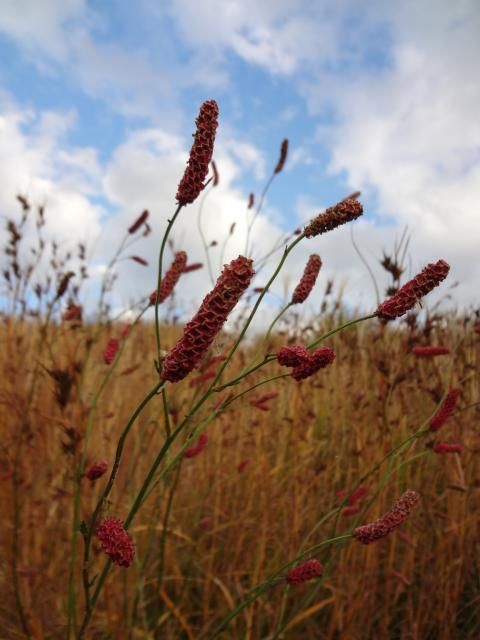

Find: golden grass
<box><xmin>1</xmin><ymin>316</ymin><xmax>479</xmax><ymax>639</ymax></box>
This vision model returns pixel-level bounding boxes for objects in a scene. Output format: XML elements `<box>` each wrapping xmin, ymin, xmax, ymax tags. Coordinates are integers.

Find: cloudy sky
<box><xmin>0</xmin><ymin>0</ymin><xmax>479</xmax><ymax>324</ymax></box>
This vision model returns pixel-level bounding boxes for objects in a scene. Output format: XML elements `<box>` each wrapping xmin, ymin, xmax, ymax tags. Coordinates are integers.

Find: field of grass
<box><xmin>1</xmin><ymin>310</ymin><xmax>479</xmax><ymax>639</ymax></box>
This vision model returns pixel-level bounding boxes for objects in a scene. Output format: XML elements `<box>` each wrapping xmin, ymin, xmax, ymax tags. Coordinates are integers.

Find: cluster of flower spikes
<box><xmin>430</xmin><ymin>388</ymin><xmax>461</xmax><ymax>432</ymax></box>
<box><xmin>277</xmin><ymin>344</ymin><xmax>335</xmax><ymax>381</ymax></box>
<box><xmin>96</xmin><ymin>517</ymin><xmax>135</xmax><ymax>568</ymax></box>
<box><xmin>103</xmin><ymin>338</ymin><xmax>120</xmax><ymax>365</ymax></box>
<box><xmin>353</xmin><ymin>490</ymin><xmax>420</xmax><ymax>545</ymax></box>
<box><xmin>291</xmin><ymin>254</ymin><xmax>322</xmax><ymax>304</ymax></box>
<box><xmin>85</xmin><ymin>460</ymin><xmax>108</xmax><ymax>481</ymax></box>
<box><xmin>286</xmin><ymin>559</ymin><xmax>323</xmax><ymax>585</ymax></box>
<box><xmin>412</xmin><ymin>345</ymin><xmax>450</xmax><ymax>357</ymax></box>
<box><xmin>184</xmin><ymin>433</ymin><xmax>208</xmax><ymax>459</ymax></box>
<box><xmin>375</xmin><ymin>260</ymin><xmax>450</xmax><ymax>321</ymax></box>
<box><xmin>176</xmin><ymin>100</ymin><xmax>219</xmax><ymax>205</ymax></box>
<box><xmin>303</xmin><ymin>193</ymin><xmax>363</xmax><ymax>238</ymax></box>
<box><xmin>161</xmin><ymin>255</ymin><xmax>255</xmax><ymax>383</ymax></box>
<box><xmin>149</xmin><ymin>251</ymin><xmax>187</xmax><ymax>305</ymax></box>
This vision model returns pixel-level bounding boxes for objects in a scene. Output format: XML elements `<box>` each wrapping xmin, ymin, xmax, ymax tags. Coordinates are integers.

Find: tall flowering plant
<box><xmin>69</xmin><ymin>99</ymin><xmax>457</xmax><ymax>640</ymax></box>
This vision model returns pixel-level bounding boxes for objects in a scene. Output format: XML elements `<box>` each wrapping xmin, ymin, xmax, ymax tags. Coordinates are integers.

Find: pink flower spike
<box><xmin>353</xmin><ymin>490</ymin><xmax>420</xmax><ymax>545</ymax></box>
<box><xmin>412</xmin><ymin>345</ymin><xmax>450</xmax><ymax>357</ymax></box>
<box><xmin>96</xmin><ymin>517</ymin><xmax>135</xmax><ymax>568</ymax></box>
<box><xmin>103</xmin><ymin>338</ymin><xmax>120</xmax><ymax>365</ymax></box>
<box><xmin>286</xmin><ymin>559</ymin><xmax>322</xmax><ymax>585</ymax></box>
<box><xmin>291</xmin><ymin>347</ymin><xmax>335</xmax><ymax>381</ymax></box>
<box><xmin>433</xmin><ymin>442</ymin><xmax>463</xmax><ymax>454</ymax></box>
<box><xmin>375</xmin><ymin>260</ymin><xmax>450</xmax><ymax>321</ymax></box>
<box><xmin>430</xmin><ymin>388</ymin><xmax>461</xmax><ymax>432</ymax></box>
<box><xmin>176</xmin><ymin>100</ymin><xmax>219</xmax><ymax>205</ymax></box>
<box><xmin>277</xmin><ymin>345</ymin><xmax>309</xmax><ymax>367</ymax></box>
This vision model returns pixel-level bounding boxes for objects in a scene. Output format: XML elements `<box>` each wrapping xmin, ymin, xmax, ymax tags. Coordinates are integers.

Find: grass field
<box><xmin>1</xmin><ymin>309</ymin><xmax>479</xmax><ymax>639</ymax></box>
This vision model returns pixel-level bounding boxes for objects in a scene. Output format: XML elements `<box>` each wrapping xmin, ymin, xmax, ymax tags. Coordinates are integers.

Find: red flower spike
<box><xmin>286</xmin><ymin>559</ymin><xmax>322</xmax><ymax>585</ymax></box>
<box><xmin>430</xmin><ymin>388</ymin><xmax>461</xmax><ymax>432</ymax></box>
<box><xmin>128</xmin><ymin>209</ymin><xmax>149</xmax><ymax>234</ymax></box>
<box><xmin>433</xmin><ymin>442</ymin><xmax>463</xmax><ymax>454</ymax></box>
<box><xmin>353</xmin><ymin>490</ymin><xmax>420</xmax><ymax>545</ymax></box>
<box><xmin>184</xmin><ymin>433</ymin><xmax>208</xmax><ymax>459</ymax></box>
<box><xmin>63</xmin><ymin>303</ymin><xmax>82</xmax><ymax>323</ymax></box>
<box><xmin>248</xmin><ymin>193</ymin><xmax>255</xmax><ymax>209</ymax></box>
<box><xmin>347</xmin><ymin>484</ymin><xmax>369</xmax><ymax>505</ymax></box>
<box><xmin>412</xmin><ymin>346</ymin><xmax>450</xmax><ymax>357</ymax></box>
<box><xmin>375</xmin><ymin>260</ymin><xmax>450</xmax><ymax>321</ymax></box>
<box><xmin>291</xmin><ymin>347</ymin><xmax>335</xmax><ymax>381</ymax></box>
<box><xmin>237</xmin><ymin>460</ymin><xmax>249</xmax><ymax>472</ymax></box>
<box><xmin>161</xmin><ymin>256</ymin><xmax>254</xmax><ymax>383</ymax></box>
<box><xmin>255</xmin><ymin>391</ymin><xmax>279</xmax><ymax>403</ymax></box>
<box><xmin>304</xmin><ymin>196</ymin><xmax>363</xmax><ymax>238</ymax></box>
<box><xmin>342</xmin><ymin>505</ymin><xmax>361</xmax><ymax>517</ymax></box>
<box><xmin>277</xmin><ymin>345</ymin><xmax>309</xmax><ymax>368</ymax></box>
<box><xmin>103</xmin><ymin>338</ymin><xmax>120</xmax><ymax>365</ymax></box>
<box><xmin>291</xmin><ymin>254</ymin><xmax>322</xmax><ymax>304</ymax></box>
<box><xmin>176</xmin><ymin>100</ymin><xmax>219</xmax><ymax>205</ymax></box>
<box><xmin>189</xmin><ymin>371</ymin><xmax>216</xmax><ymax>387</ymax></box>
<box><xmin>85</xmin><ymin>460</ymin><xmax>108</xmax><ymax>481</ymax></box>
<box><xmin>149</xmin><ymin>251</ymin><xmax>187</xmax><ymax>305</ymax></box>
<box><xmin>96</xmin><ymin>517</ymin><xmax>135</xmax><ymax>568</ymax></box>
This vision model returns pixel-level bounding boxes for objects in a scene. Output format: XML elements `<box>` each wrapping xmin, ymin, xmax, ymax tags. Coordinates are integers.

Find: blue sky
<box><xmin>0</xmin><ymin>0</ymin><xmax>479</xmax><ymax>322</ymax></box>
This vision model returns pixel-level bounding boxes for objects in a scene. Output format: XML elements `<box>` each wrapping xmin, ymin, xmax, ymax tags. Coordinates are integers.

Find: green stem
<box><xmin>307</xmin><ymin>314</ymin><xmax>376</xmax><ymax>350</ymax></box>
<box><xmin>154</xmin><ymin>204</ymin><xmax>182</xmax><ymax>363</ymax></box>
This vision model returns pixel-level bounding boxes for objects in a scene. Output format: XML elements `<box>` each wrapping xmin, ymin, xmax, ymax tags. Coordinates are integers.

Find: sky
<box><xmin>0</xmin><ymin>0</ymin><xmax>479</xmax><ymax>327</ymax></box>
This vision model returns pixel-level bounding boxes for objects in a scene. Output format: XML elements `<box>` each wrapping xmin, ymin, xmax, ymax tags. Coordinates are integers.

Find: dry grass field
<box><xmin>1</xmin><ymin>309</ymin><xmax>479</xmax><ymax>639</ymax></box>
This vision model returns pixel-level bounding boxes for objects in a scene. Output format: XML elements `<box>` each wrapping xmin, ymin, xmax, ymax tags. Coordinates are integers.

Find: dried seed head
<box><xmin>149</xmin><ymin>251</ymin><xmax>187</xmax><ymax>305</ymax></box>
<box><xmin>375</xmin><ymin>260</ymin><xmax>450</xmax><ymax>321</ymax></box>
<box><xmin>56</xmin><ymin>271</ymin><xmax>75</xmax><ymax>300</ymax></box>
<box><xmin>161</xmin><ymin>256</ymin><xmax>254</xmax><ymax>383</ymax></box>
<box><xmin>291</xmin><ymin>347</ymin><xmax>335</xmax><ymax>381</ymax></box>
<box><xmin>353</xmin><ymin>490</ymin><xmax>420</xmax><ymax>545</ymax></box>
<box><xmin>430</xmin><ymin>388</ymin><xmax>461</xmax><ymax>432</ymax></box>
<box><xmin>176</xmin><ymin>100</ymin><xmax>219</xmax><ymax>205</ymax></box>
<box><xmin>412</xmin><ymin>346</ymin><xmax>450</xmax><ymax>357</ymax></box>
<box><xmin>304</xmin><ymin>196</ymin><xmax>363</xmax><ymax>238</ymax></box>
<box><xmin>128</xmin><ymin>209</ymin><xmax>149</xmax><ymax>234</ymax></box>
<box><xmin>96</xmin><ymin>517</ymin><xmax>135</xmax><ymax>568</ymax></box>
<box><xmin>274</xmin><ymin>139</ymin><xmax>289</xmax><ymax>174</ymax></box>
<box><xmin>211</xmin><ymin>160</ymin><xmax>219</xmax><ymax>186</ymax></box>
<box><xmin>286</xmin><ymin>559</ymin><xmax>322</xmax><ymax>585</ymax></box>
<box><xmin>291</xmin><ymin>254</ymin><xmax>322</xmax><ymax>304</ymax></box>
<box><xmin>248</xmin><ymin>193</ymin><xmax>255</xmax><ymax>209</ymax></box>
